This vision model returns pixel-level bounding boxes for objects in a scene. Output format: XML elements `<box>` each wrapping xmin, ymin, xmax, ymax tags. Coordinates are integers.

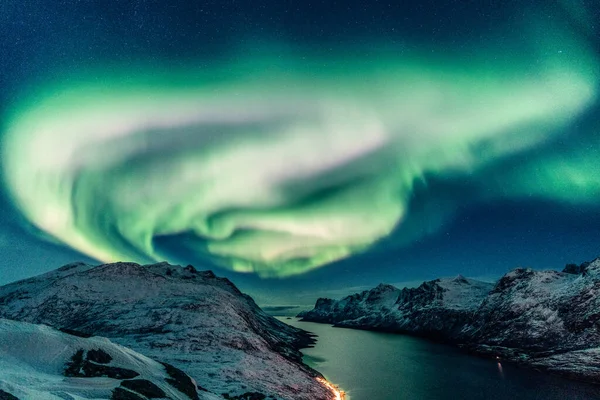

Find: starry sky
<box><xmin>1</xmin><ymin>0</ymin><xmax>599</xmax><ymax>304</ymax></box>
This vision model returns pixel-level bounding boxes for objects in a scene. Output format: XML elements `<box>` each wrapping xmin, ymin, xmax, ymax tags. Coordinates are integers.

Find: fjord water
<box><xmin>281</xmin><ymin>318</ymin><xmax>600</xmax><ymax>400</ymax></box>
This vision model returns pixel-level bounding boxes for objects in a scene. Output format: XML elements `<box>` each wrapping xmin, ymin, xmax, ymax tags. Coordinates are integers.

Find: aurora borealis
<box><xmin>0</xmin><ymin>0</ymin><xmax>599</xmax><ymax>290</ymax></box>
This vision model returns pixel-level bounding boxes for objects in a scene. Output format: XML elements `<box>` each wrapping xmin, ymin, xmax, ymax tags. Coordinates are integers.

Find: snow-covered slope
<box><xmin>299</xmin><ymin>276</ymin><xmax>493</xmax><ymax>340</ymax></box>
<box><xmin>467</xmin><ymin>262</ymin><xmax>600</xmax><ymax>350</ymax></box>
<box><xmin>0</xmin><ymin>262</ymin><xmax>334</xmax><ymax>400</ymax></box>
<box><xmin>463</xmin><ymin>260</ymin><xmax>600</xmax><ymax>380</ymax></box>
<box><xmin>0</xmin><ymin>318</ymin><xmax>213</xmax><ymax>400</ymax></box>
<box><xmin>299</xmin><ymin>260</ymin><xmax>600</xmax><ymax>383</ymax></box>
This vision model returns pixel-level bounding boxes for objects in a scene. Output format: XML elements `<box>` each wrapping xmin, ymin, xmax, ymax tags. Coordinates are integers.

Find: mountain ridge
<box><xmin>299</xmin><ymin>258</ymin><xmax>600</xmax><ymax>382</ymax></box>
<box><xmin>0</xmin><ymin>261</ymin><xmax>336</xmax><ymax>400</ymax></box>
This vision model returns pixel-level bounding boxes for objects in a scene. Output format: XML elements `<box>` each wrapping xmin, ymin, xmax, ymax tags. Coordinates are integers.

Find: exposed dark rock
<box><xmin>58</xmin><ymin>327</ymin><xmax>93</xmax><ymax>338</ymax></box>
<box><xmin>199</xmin><ymin>270</ymin><xmax>216</xmax><ymax>279</ymax></box>
<box><xmin>162</xmin><ymin>362</ymin><xmax>201</xmax><ymax>399</ymax></box>
<box><xmin>111</xmin><ymin>388</ymin><xmax>145</xmax><ymax>400</ymax></box>
<box><xmin>64</xmin><ymin>349</ymin><xmax>139</xmax><ymax>379</ymax></box>
<box><xmin>0</xmin><ymin>389</ymin><xmax>19</xmax><ymax>400</ymax></box>
<box><xmin>120</xmin><ymin>379</ymin><xmax>166</xmax><ymax>398</ymax></box>
<box><xmin>84</xmin><ymin>363</ymin><xmax>139</xmax><ymax>379</ymax></box>
<box><xmin>564</xmin><ymin>263</ymin><xmax>581</xmax><ymax>274</ymax></box>
<box><xmin>491</xmin><ymin>267</ymin><xmax>534</xmax><ymax>294</ymax></box>
<box><xmin>64</xmin><ymin>349</ymin><xmax>85</xmax><ymax>376</ymax></box>
<box><xmin>87</xmin><ymin>348</ymin><xmax>112</xmax><ymax>364</ymax></box>
<box><xmin>563</xmin><ymin>261</ymin><xmax>591</xmax><ymax>275</ymax></box>
<box><xmin>184</xmin><ymin>264</ymin><xmax>198</xmax><ymax>273</ymax></box>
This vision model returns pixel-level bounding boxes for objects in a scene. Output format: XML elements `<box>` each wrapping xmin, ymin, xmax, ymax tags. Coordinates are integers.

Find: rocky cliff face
<box><xmin>0</xmin><ymin>262</ymin><xmax>335</xmax><ymax>400</ymax></box>
<box><xmin>299</xmin><ymin>259</ymin><xmax>600</xmax><ymax>382</ymax></box>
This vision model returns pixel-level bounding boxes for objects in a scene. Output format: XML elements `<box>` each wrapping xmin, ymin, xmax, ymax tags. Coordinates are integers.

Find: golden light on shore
<box><xmin>316</xmin><ymin>377</ymin><xmax>346</xmax><ymax>400</ymax></box>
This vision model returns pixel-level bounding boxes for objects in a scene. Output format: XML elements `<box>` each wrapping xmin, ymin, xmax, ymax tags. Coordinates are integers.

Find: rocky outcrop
<box><xmin>64</xmin><ymin>348</ymin><xmax>140</xmax><ymax>379</ymax></box>
<box><xmin>0</xmin><ymin>389</ymin><xmax>19</xmax><ymax>400</ymax></box>
<box><xmin>0</xmin><ymin>262</ymin><xmax>335</xmax><ymax>400</ymax></box>
<box><xmin>299</xmin><ymin>258</ymin><xmax>600</xmax><ymax>383</ymax></box>
<box><xmin>0</xmin><ymin>318</ymin><xmax>201</xmax><ymax>400</ymax></box>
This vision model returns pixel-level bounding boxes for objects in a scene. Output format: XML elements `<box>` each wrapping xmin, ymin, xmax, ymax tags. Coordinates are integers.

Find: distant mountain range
<box><xmin>299</xmin><ymin>258</ymin><xmax>600</xmax><ymax>383</ymax></box>
<box><xmin>0</xmin><ymin>262</ymin><xmax>335</xmax><ymax>400</ymax></box>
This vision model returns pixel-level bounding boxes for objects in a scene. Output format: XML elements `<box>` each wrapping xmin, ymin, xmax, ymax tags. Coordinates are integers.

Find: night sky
<box><xmin>1</xmin><ymin>0</ymin><xmax>599</xmax><ymax>304</ymax></box>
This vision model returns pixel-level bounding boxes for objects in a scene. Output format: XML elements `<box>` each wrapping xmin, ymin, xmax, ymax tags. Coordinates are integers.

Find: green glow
<box><xmin>2</xmin><ymin>27</ymin><xmax>598</xmax><ymax>277</ymax></box>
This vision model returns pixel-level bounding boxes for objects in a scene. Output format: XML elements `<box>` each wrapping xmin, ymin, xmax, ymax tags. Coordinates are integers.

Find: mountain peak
<box><xmin>451</xmin><ymin>274</ymin><xmax>469</xmax><ymax>284</ymax></box>
<box><xmin>42</xmin><ymin>261</ymin><xmax>223</xmax><ymax>287</ymax></box>
<box><xmin>374</xmin><ymin>283</ymin><xmax>399</xmax><ymax>292</ymax></box>
<box><xmin>0</xmin><ymin>261</ymin><xmax>333</xmax><ymax>400</ymax></box>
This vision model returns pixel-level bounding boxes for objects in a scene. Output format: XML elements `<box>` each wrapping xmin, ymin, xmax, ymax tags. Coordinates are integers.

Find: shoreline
<box><xmin>297</xmin><ymin>316</ymin><xmax>600</xmax><ymax>387</ymax></box>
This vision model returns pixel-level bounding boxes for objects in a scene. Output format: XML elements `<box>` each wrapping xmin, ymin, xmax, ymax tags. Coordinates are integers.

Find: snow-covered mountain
<box><xmin>0</xmin><ymin>318</ymin><xmax>211</xmax><ymax>400</ymax></box>
<box><xmin>0</xmin><ymin>262</ymin><xmax>335</xmax><ymax>400</ymax></box>
<box><xmin>464</xmin><ymin>260</ymin><xmax>600</xmax><ymax>381</ymax></box>
<box><xmin>299</xmin><ymin>276</ymin><xmax>493</xmax><ymax>340</ymax></box>
<box><xmin>299</xmin><ymin>259</ymin><xmax>600</xmax><ymax>382</ymax></box>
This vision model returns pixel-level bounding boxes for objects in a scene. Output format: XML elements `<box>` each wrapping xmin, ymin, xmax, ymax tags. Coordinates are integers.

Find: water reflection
<box><xmin>281</xmin><ymin>318</ymin><xmax>600</xmax><ymax>400</ymax></box>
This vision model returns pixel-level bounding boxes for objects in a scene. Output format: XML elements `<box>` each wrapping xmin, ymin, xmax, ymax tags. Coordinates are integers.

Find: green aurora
<box><xmin>2</xmin><ymin>16</ymin><xmax>599</xmax><ymax>278</ymax></box>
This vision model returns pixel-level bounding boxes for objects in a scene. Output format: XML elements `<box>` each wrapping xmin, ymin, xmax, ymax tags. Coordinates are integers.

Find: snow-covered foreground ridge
<box><xmin>299</xmin><ymin>258</ymin><xmax>600</xmax><ymax>383</ymax></box>
<box><xmin>0</xmin><ymin>318</ymin><xmax>207</xmax><ymax>400</ymax></box>
<box><xmin>0</xmin><ymin>262</ymin><xmax>335</xmax><ymax>400</ymax></box>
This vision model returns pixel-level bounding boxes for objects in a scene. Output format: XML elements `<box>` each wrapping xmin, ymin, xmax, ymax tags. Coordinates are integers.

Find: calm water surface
<box><xmin>280</xmin><ymin>317</ymin><xmax>600</xmax><ymax>400</ymax></box>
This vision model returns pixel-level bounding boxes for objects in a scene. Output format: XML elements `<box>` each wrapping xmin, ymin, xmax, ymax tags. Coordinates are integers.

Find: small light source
<box><xmin>316</xmin><ymin>377</ymin><xmax>346</xmax><ymax>400</ymax></box>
